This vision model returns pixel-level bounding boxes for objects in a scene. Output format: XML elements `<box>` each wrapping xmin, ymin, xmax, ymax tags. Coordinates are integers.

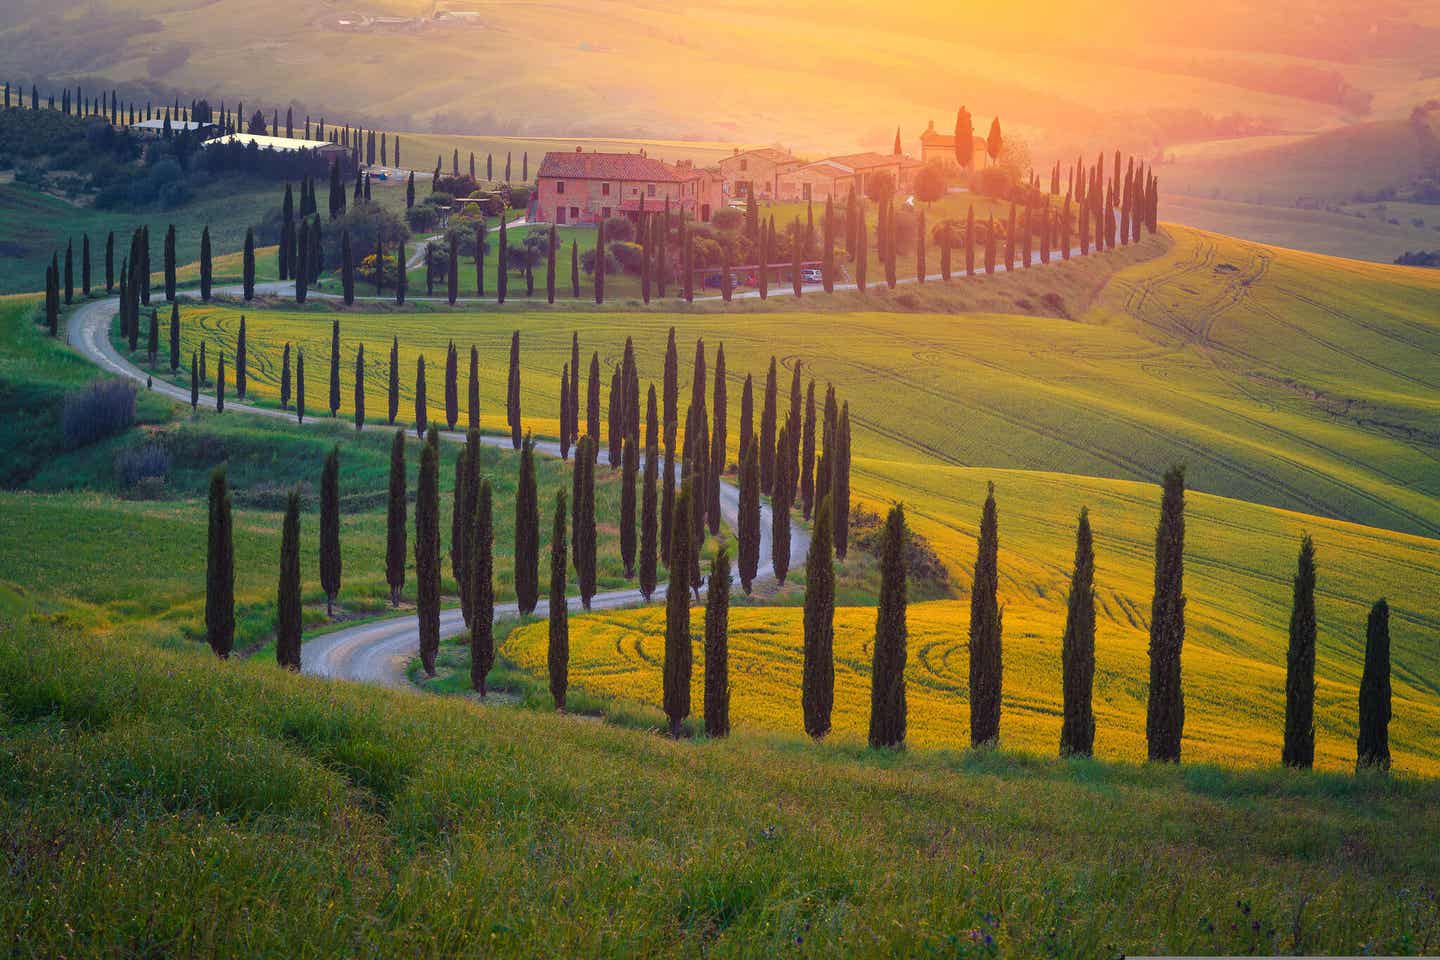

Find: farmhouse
<box><xmin>130</xmin><ymin>118</ymin><xmax>215</xmax><ymax>139</ymax></box>
<box><xmin>717</xmin><ymin>147</ymin><xmax>804</xmax><ymax>201</ymax></box>
<box><xmin>777</xmin><ymin>152</ymin><xmax>921</xmax><ymax>202</ymax></box>
<box><xmin>918</xmin><ymin>119</ymin><xmax>992</xmax><ymax>168</ymax></box>
<box><xmin>533</xmin><ymin>150</ymin><xmax>723</xmax><ymax>225</ymax></box>
<box><xmin>202</xmin><ymin>132</ymin><xmax>349</xmax><ymax>158</ymax></box>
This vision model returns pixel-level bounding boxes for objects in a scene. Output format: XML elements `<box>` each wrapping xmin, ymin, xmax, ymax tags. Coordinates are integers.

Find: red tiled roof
<box><xmin>826</xmin><ymin>151</ymin><xmax>899</xmax><ymax>170</ymax></box>
<box><xmin>724</xmin><ymin>147</ymin><xmax>800</xmax><ymax>165</ymax></box>
<box><xmin>537</xmin><ymin>151</ymin><xmax>680</xmax><ymax>182</ymax></box>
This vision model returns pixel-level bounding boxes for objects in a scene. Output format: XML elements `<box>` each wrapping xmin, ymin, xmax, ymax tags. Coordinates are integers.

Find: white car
<box><xmin>800</xmin><ymin>268</ymin><xmax>823</xmax><ymax>283</ymax></box>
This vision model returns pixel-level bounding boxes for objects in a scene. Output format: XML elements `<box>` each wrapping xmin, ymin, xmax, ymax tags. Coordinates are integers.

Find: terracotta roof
<box><xmin>537</xmin><ymin>151</ymin><xmax>681</xmax><ymax>182</ymax></box>
<box><xmin>825</xmin><ymin>152</ymin><xmax>900</xmax><ymax>170</ymax></box>
<box><xmin>724</xmin><ymin>147</ymin><xmax>800</xmax><ymax>165</ymax></box>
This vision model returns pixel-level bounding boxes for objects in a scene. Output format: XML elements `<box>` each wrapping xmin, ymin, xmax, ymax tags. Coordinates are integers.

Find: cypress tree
<box><xmin>407</xmin><ymin>170</ymin><xmax>415</xmax><ymax>208</ymax></box>
<box><xmin>297</xmin><ymin>349</ymin><xmax>306</xmax><ymax>423</ymax></box>
<box><xmin>328</xmin><ymin>320</ymin><xmax>341</xmax><ymax>416</ymax></box>
<box><xmin>1022</xmin><ymin>203</ymin><xmax>1032</xmax><ymax>268</ymax></box>
<box><xmin>640</xmin><ymin>385</ymin><xmax>660</xmax><ymax>601</ymax></box>
<box><xmin>760</xmin><ymin>356</ymin><xmax>777</xmax><ymax>494</ymax></box>
<box><xmin>569</xmin><ymin>332</ymin><xmax>581</xmax><ymax>446</ymax></box>
<box><xmin>1004</xmin><ymin>203</ymin><xmax>1017</xmax><ymax>271</ymax></box>
<box><xmin>416</xmin><ymin>427</ymin><xmax>441</xmax><ymax>676</ymax></box>
<box><xmin>855</xmin><ymin>209</ymin><xmax>868</xmax><ymax>292</ymax></box>
<box><xmin>1146</xmin><ymin>465</ymin><xmax>1187</xmax><ymax>763</ymax></box>
<box><xmin>661</xmin><ymin>439</ymin><xmax>676</xmax><ymax>570</ymax></box>
<box><xmin>787</xmin><ymin>361</ymin><xmax>803</xmax><ymax>504</ymax></box>
<box><xmin>515</xmin><ymin>434</ymin><xmax>539</xmax><ymax>614</ymax></box>
<box><xmin>916</xmin><ymin>208</ymin><xmax>927</xmax><ymax>283</ymax></box>
<box><xmin>243</xmin><ymin>228</ymin><xmax>255</xmax><ymax>300</ymax></box>
<box><xmin>586</xmin><ymin>351</ymin><xmax>601</xmax><ymax>443</ymax></box>
<box><xmin>965</xmin><ymin>205</ymin><xmax>976</xmax><ymax>277</ymax></box>
<box><xmin>319</xmin><ymin>445</ymin><xmax>342</xmax><ymax>617</ymax></box>
<box><xmin>444</xmin><ymin>340</ymin><xmax>458</xmax><ymax>431</ymax></box>
<box><xmin>198</xmin><ymin>226</ymin><xmax>212</xmax><ymax>301</ymax></box>
<box><xmin>105</xmin><ymin>232</ymin><xmax>114</xmax><ymax>293</ymax></box>
<box><xmin>276</xmin><ymin>489</ymin><xmax>303</xmax><ymax>671</ymax></box>
<box><xmin>235</xmin><ymin>316</ymin><xmax>247</xmax><ymax>398</ymax></box>
<box><xmin>341</xmin><ymin>229</ymin><xmax>355</xmax><ymax>305</ymax></box>
<box><xmin>608</xmin><ymin>366</ymin><xmax>623</xmax><ymax>468</ymax></box>
<box><xmin>81</xmin><ymin>233</ymin><xmax>91</xmax><ymax>297</ymax></box>
<box><xmin>708</xmin><ymin>344</ymin><xmax>727</xmax><ymax>535</ymax></box>
<box><xmin>664</xmin><ymin>479</ymin><xmax>694</xmax><ymax>737</ymax></box>
<box><xmin>571</xmin><ymin>240</ymin><xmax>580</xmax><ymax>298</ymax></box>
<box><xmin>833</xmin><ymin>402</ymin><xmax>851</xmax><ymax>559</ymax></box>
<box><xmin>704</xmin><ymin>545</ymin><xmax>732</xmax><ymax>738</ymax></box>
<box><xmin>738</xmin><ymin>373</ymin><xmax>754</xmax><ymax>475</ymax></box>
<box><xmin>771</xmin><ymin>423</ymin><xmax>792</xmax><ymax>585</ymax></box>
<box><xmin>64</xmin><ymin>241</ymin><xmax>73</xmax><ymax>305</ymax></box>
<box><xmin>738</xmin><ymin>436</ymin><xmax>760</xmax><ymax>594</ymax></box>
<box><xmin>1356</xmin><ymin>599</ymin><xmax>1392</xmax><ymax>772</ymax></box>
<box><xmin>593</xmin><ymin>217</ymin><xmax>606</xmax><ymax>303</ymax></box>
<box><xmin>397</xmin><ymin>239</ymin><xmax>408</xmax><ymax>305</ymax></box>
<box><xmin>687</xmin><ymin>401</ymin><xmax>709</xmax><ymax>561</ymax></box>
<box><xmin>415</xmin><ymin>355</ymin><xmax>427</xmax><ymax>436</ymax></box>
<box><xmin>447</xmin><ymin>235</ymin><xmax>458</xmax><ymax>305</ymax></box>
<box><xmin>494</xmin><ymin>219</ymin><xmax>507</xmax><ymax>304</ymax></box>
<box><xmin>388</xmin><ymin>337</ymin><xmax>399</xmax><ymax>425</ymax></box>
<box><xmin>507</xmin><ymin>330</ymin><xmax>522</xmax><ymax>448</ymax></box>
<box><xmin>801</xmin><ymin>380</ymin><xmax>817</xmax><ymax>519</ymax></box>
<box><xmin>548</xmin><ymin>490</ymin><xmax>569</xmax><ymax>710</ymax></box>
<box><xmin>1059</xmin><ymin>508</ymin><xmax>1096</xmax><ymax>757</ymax></box>
<box><xmin>386</xmin><ymin>429</ymin><xmax>407</xmax><ymax>606</ymax></box>
<box><xmin>190</xmin><ymin>352</ymin><xmax>198</xmax><ymax>410</ymax></box>
<box><xmin>577</xmin><ymin>438</ymin><xmax>597</xmax><ymax>609</ymax></box>
<box><xmin>354</xmin><ymin>343</ymin><xmax>365</xmax><ymax>431</ymax></box>
<box><xmin>968</xmin><ymin>482</ymin><xmax>1002</xmax><ymax>747</ymax></box>
<box><xmin>984</xmin><ymin>214</ymin><xmax>995</xmax><ymax>274</ymax></box>
<box><xmin>216</xmin><ymin>351</ymin><xmax>225</xmax><ymax>413</ymax></box>
<box><xmin>163</xmin><ymin>224</ymin><xmax>176</xmax><ymax>301</ymax></box>
<box><xmin>560</xmin><ymin>364</ymin><xmax>572</xmax><ymax>461</ymax></box>
<box><xmin>621</xmin><ymin>434</ymin><xmax>638</xmax><ymax>578</ymax></box>
<box><xmin>868</xmin><ymin>503</ymin><xmax>908</xmax><ymax>748</ymax></box>
<box><xmin>169</xmin><ymin>303</ymin><xmax>180</xmax><ymax>371</ymax></box>
<box><xmin>546</xmin><ymin>225</ymin><xmax>557</xmax><ymax>303</ymax></box>
<box><xmin>199</xmin><ymin>341</ymin><xmax>206</xmax><ymax>386</ymax></box>
<box><xmin>757</xmin><ymin>218</ymin><xmax>769</xmax><ymax>300</ymax></box>
<box><xmin>802</xmin><ymin>493</ymin><xmax>835</xmax><ymax>739</ymax></box>
<box><xmin>464</xmin><ymin>344</ymin><xmax>479</xmax><ymax>433</ymax></box>
<box><xmin>1282</xmin><ymin>535</ymin><xmax>1318</xmax><ymax>769</ymax></box>
<box><xmin>469</xmin><ymin>477</ymin><xmax>495</xmax><ymax>693</ymax></box>
<box><xmin>205</xmin><ymin>466</ymin><xmax>235</xmax><ymax>658</ymax></box>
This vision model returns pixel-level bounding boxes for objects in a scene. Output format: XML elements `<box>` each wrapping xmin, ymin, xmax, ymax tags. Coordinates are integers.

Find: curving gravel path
<box><xmin>67</xmin><ymin>283</ymin><xmax>811</xmax><ymax>689</ymax></box>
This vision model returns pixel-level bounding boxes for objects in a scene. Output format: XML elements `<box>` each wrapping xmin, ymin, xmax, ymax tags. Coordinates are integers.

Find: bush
<box><xmin>602</xmin><ymin>216</ymin><xmax>635</xmax><ymax>243</ymax></box>
<box><xmin>710</xmin><ymin>208</ymin><xmax>743</xmax><ymax>233</ymax></box>
<box><xmin>115</xmin><ymin>443</ymin><xmax>171</xmax><ymax>489</ymax></box>
<box><xmin>610</xmin><ymin>241</ymin><xmax>644</xmax><ymax>274</ymax></box>
<box><xmin>63</xmin><ymin>380</ymin><xmax>136</xmax><ymax>449</ymax></box>
<box><xmin>323</xmin><ymin>203</ymin><xmax>409</xmax><ymax>268</ymax></box>
<box><xmin>405</xmin><ymin>205</ymin><xmax>440</xmax><ymax>232</ymax></box>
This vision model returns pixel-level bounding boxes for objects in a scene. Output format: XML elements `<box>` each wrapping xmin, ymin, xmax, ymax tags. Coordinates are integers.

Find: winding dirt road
<box><xmin>68</xmin><ymin>283</ymin><xmax>810</xmax><ymax>689</ymax></box>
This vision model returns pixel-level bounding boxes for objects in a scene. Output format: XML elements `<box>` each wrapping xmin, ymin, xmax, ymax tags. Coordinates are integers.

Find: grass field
<box><xmin>1166</xmin><ymin>195</ymin><xmax>1440</xmax><ymax>264</ymax></box>
<box><xmin>4</xmin><ymin>615</ymin><xmax>1440</xmax><ymax>955</ymax></box>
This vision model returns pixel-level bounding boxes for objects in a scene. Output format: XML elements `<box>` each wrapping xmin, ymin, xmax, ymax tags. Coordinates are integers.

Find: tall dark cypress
<box><xmin>704</xmin><ymin>545</ymin><xmax>732</xmax><ymax>738</ymax></box>
<box><xmin>965</xmin><ymin>205</ymin><xmax>976</xmax><ymax>277</ymax></box>
<box><xmin>198</xmin><ymin>227</ymin><xmax>212</xmax><ymax>301</ymax></box>
<box><xmin>787</xmin><ymin>361</ymin><xmax>802</xmax><ymax>504</ymax></box>
<box><xmin>548</xmin><ymin>490</ymin><xmax>569</xmax><ymax>710</ymax></box>
<box><xmin>759</xmin><ymin>356</ymin><xmax>778</xmax><ymax>494</ymax></box>
<box><xmin>328</xmin><ymin>320</ymin><xmax>341</xmax><ymax>417</ymax></box>
<box><xmin>386</xmin><ymin>429</ymin><xmax>407</xmax><ymax>606</ymax></box>
<box><xmin>832</xmin><ymin>402</ymin><xmax>851</xmax><ymax>559</ymax></box>
<box><xmin>469</xmin><ymin>478</ymin><xmax>495</xmax><ymax>694</ymax></box>
<box><xmin>801</xmin><ymin>380</ymin><xmax>817</xmax><ymax>519</ymax></box>
<box><xmin>190</xmin><ymin>352</ymin><xmax>199</xmax><ymax>410</ymax></box>
<box><xmin>296</xmin><ymin>350</ymin><xmax>306</xmax><ymax>423</ymax></box>
<box><xmin>586</xmin><ymin>351</ymin><xmax>601</xmax><ymax>444</ymax></box>
<box><xmin>235</xmin><ymin>316</ymin><xmax>247</xmax><ymax>398</ymax></box>
<box><xmin>147</xmin><ymin>309</ymin><xmax>158</xmax><ymax>365</ymax></box>
<box><xmin>415</xmin><ymin>355</ymin><xmax>427</xmax><ymax>436</ymax></box>
<box><xmin>968</xmin><ymin>482</ymin><xmax>1002</xmax><ymax>747</ymax></box>
<box><xmin>608</xmin><ymin>366</ymin><xmax>623</xmax><ymax>468</ymax></box>
<box><xmin>664</xmin><ymin>478</ymin><xmax>694</xmax><ymax>737</ymax></box>
<box><xmin>242</xmin><ymin>228</ymin><xmax>255</xmax><ymax>301</ymax></box>
<box><xmin>663</xmin><ymin>327</ymin><xmax>679</xmax><ymax>447</ymax></box>
<box><xmin>739</xmin><ymin>373</ymin><xmax>754</xmax><ymax>476</ymax></box>
<box><xmin>216</xmin><ymin>351</ymin><xmax>225</xmax><ymax>413</ymax></box>
<box><xmin>276</xmin><ymin>489</ymin><xmax>303</xmax><ymax>671</ymax></box>
<box><xmin>771</xmin><ymin>423</ymin><xmax>791</xmax><ymax>585</ymax></box>
<box><xmin>388</xmin><ymin>337</ymin><xmax>400</xmax><ymax>425</ymax></box>
<box><xmin>576</xmin><ymin>438</ymin><xmax>597</xmax><ymax>609</ymax></box>
<box><xmin>353</xmin><ymin>343</ymin><xmax>365</xmax><ymax>431</ymax></box>
<box><xmin>1282</xmin><ymin>535</ymin><xmax>1318</xmax><ymax>769</ymax></box>
<box><xmin>514</xmin><ymin>434</ymin><xmax>540</xmax><ymax>615</ymax></box>
<box><xmin>320</xmin><ymin>445</ymin><xmax>342</xmax><ymax>617</ymax></box>
<box><xmin>640</xmin><ymin>385</ymin><xmax>660</xmax><ymax>602</ymax></box>
<box><xmin>1146</xmin><ymin>465</ymin><xmax>1187</xmax><ymax>763</ymax></box>
<box><xmin>1059</xmin><ymin>508</ymin><xmax>1096</xmax><ymax>757</ymax></box>
<box><xmin>397</xmin><ymin>240</ymin><xmax>408</xmax><ymax>305</ymax></box>
<box><xmin>81</xmin><ymin>233</ymin><xmax>91</xmax><ymax>297</ymax></box>
<box><xmin>105</xmin><ymin>231</ymin><xmax>114</xmax><ymax>293</ymax></box>
<box><xmin>621</xmin><ymin>434</ymin><xmax>638</xmax><ymax>578</ymax></box>
<box><xmin>169</xmin><ymin>303</ymin><xmax>180</xmax><ymax>371</ymax></box>
<box><xmin>205</xmin><ymin>466</ymin><xmax>235</xmax><ymax>658</ymax></box>
<box><xmin>868</xmin><ymin>503</ymin><xmax>908</xmax><ymax>748</ymax></box>
<box><xmin>163</xmin><ymin>224</ymin><xmax>176</xmax><ymax>301</ymax></box>
<box><xmin>416</xmin><ymin>428</ymin><xmax>441</xmax><ymax>675</ymax></box>
<box><xmin>1356</xmin><ymin>599</ymin><xmax>1392</xmax><ymax>772</ymax></box>
<box><xmin>507</xmin><ymin>330</ymin><xmax>522</xmax><ymax>448</ymax></box>
<box><xmin>444</xmin><ymin>340</ymin><xmax>458</xmax><ymax>431</ymax></box>
<box><xmin>737</xmin><ymin>436</ymin><xmax>760</xmax><ymax>594</ymax></box>
<box><xmin>64</xmin><ymin>241</ymin><xmax>73</xmax><ymax>305</ymax></box>
<box><xmin>802</xmin><ymin>493</ymin><xmax>835</xmax><ymax>739</ymax></box>
<box><xmin>708</xmin><ymin>344</ymin><xmax>727</xmax><ymax>534</ymax></box>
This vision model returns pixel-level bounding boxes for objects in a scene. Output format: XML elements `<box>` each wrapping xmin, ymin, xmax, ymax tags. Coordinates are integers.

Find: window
<box><xmin>647</xmin><ymin>183</ymin><xmax>656</xmax><ymax>197</ymax></box>
<box><xmin>556</xmin><ymin>180</ymin><xmax>565</xmax><ymax>195</ymax></box>
<box><xmin>570</xmin><ymin>206</ymin><xmax>579</xmax><ymax>220</ymax></box>
<box><xmin>739</xmin><ymin>158</ymin><xmax>748</xmax><ymax>171</ymax></box>
<box><xmin>601</xmin><ymin>182</ymin><xmax>611</xmax><ymax>196</ymax></box>
<box><xmin>802</xmin><ymin>183</ymin><xmax>811</xmax><ymax>201</ymax></box>
<box><xmin>556</xmin><ymin>206</ymin><xmax>567</xmax><ymax>224</ymax></box>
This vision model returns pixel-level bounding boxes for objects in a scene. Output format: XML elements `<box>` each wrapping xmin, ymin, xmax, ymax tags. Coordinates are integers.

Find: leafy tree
<box><xmin>664</xmin><ymin>478</ymin><xmax>694</xmax><ymax>737</ymax></box>
<box><xmin>469</xmin><ymin>478</ymin><xmax>495</xmax><ymax>694</ymax></box>
<box><xmin>205</xmin><ymin>466</ymin><xmax>235</xmax><ymax>658</ymax></box>
<box><xmin>276</xmin><ymin>489</ymin><xmax>303</xmax><ymax>670</ymax></box>
<box><xmin>802</xmin><ymin>494</ymin><xmax>835</xmax><ymax>739</ymax></box>
<box><xmin>320</xmin><ymin>445</ymin><xmax>342</xmax><ymax>616</ymax></box>
<box><xmin>1282</xmin><ymin>536</ymin><xmax>1318</xmax><ymax>769</ymax></box>
<box><xmin>1146</xmin><ymin>466</ymin><xmax>1187</xmax><ymax>763</ymax></box>
<box><xmin>1059</xmin><ymin>508</ymin><xmax>1096</xmax><ymax>757</ymax></box>
<box><xmin>868</xmin><ymin>504</ymin><xmax>908</xmax><ymax>748</ymax></box>
<box><xmin>548</xmin><ymin>490</ymin><xmax>569</xmax><ymax>710</ymax></box>
<box><xmin>1356</xmin><ymin>599</ymin><xmax>1392</xmax><ymax>772</ymax></box>
<box><xmin>704</xmin><ymin>545</ymin><xmax>732</xmax><ymax>738</ymax></box>
<box><xmin>514</xmin><ymin>434</ymin><xmax>540</xmax><ymax>615</ymax></box>
<box><xmin>386</xmin><ymin>429</ymin><xmax>407</xmax><ymax>606</ymax></box>
<box><xmin>968</xmin><ymin>482</ymin><xmax>1002</xmax><ymax>746</ymax></box>
<box><xmin>416</xmin><ymin>428</ymin><xmax>441</xmax><ymax>675</ymax></box>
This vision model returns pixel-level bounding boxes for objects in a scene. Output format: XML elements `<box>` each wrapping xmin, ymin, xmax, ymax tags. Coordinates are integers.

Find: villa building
<box><xmin>717</xmin><ymin>147</ymin><xmax>804</xmax><ymax>201</ymax></box>
<box><xmin>918</xmin><ymin>119</ymin><xmax>992</xmax><ymax>168</ymax></box>
<box><xmin>533</xmin><ymin>149</ymin><xmax>722</xmax><ymax>225</ymax></box>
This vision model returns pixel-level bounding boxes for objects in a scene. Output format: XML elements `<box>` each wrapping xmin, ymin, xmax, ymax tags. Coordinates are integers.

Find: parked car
<box><xmin>800</xmin><ymin>267</ymin><xmax>823</xmax><ymax>283</ymax></box>
<box><xmin>702</xmin><ymin>272</ymin><xmax>745</xmax><ymax>289</ymax></box>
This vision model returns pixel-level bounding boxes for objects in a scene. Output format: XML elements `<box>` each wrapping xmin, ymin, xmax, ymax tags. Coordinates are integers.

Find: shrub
<box><xmin>610</xmin><ymin>241</ymin><xmax>644</xmax><ymax>274</ymax></box>
<box><xmin>324</xmin><ymin>203</ymin><xmax>409</xmax><ymax>267</ymax></box>
<box><xmin>114</xmin><ymin>443</ymin><xmax>171</xmax><ymax>489</ymax></box>
<box><xmin>63</xmin><ymin>380</ymin><xmax>136</xmax><ymax>449</ymax></box>
<box><xmin>602</xmin><ymin>216</ymin><xmax>635</xmax><ymax>243</ymax></box>
<box><xmin>711</xmin><ymin>208</ymin><xmax>743</xmax><ymax>233</ymax></box>
<box><xmin>405</xmin><ymin>205</ymin><xmax>440</xmax><ymax>232</ymax></box>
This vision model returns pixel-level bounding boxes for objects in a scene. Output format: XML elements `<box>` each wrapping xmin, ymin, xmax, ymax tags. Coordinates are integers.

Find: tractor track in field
<box><xmin>67</xmin><ymin>281</ymin><xmax>811</xmax><ymax>690</ymax></box>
